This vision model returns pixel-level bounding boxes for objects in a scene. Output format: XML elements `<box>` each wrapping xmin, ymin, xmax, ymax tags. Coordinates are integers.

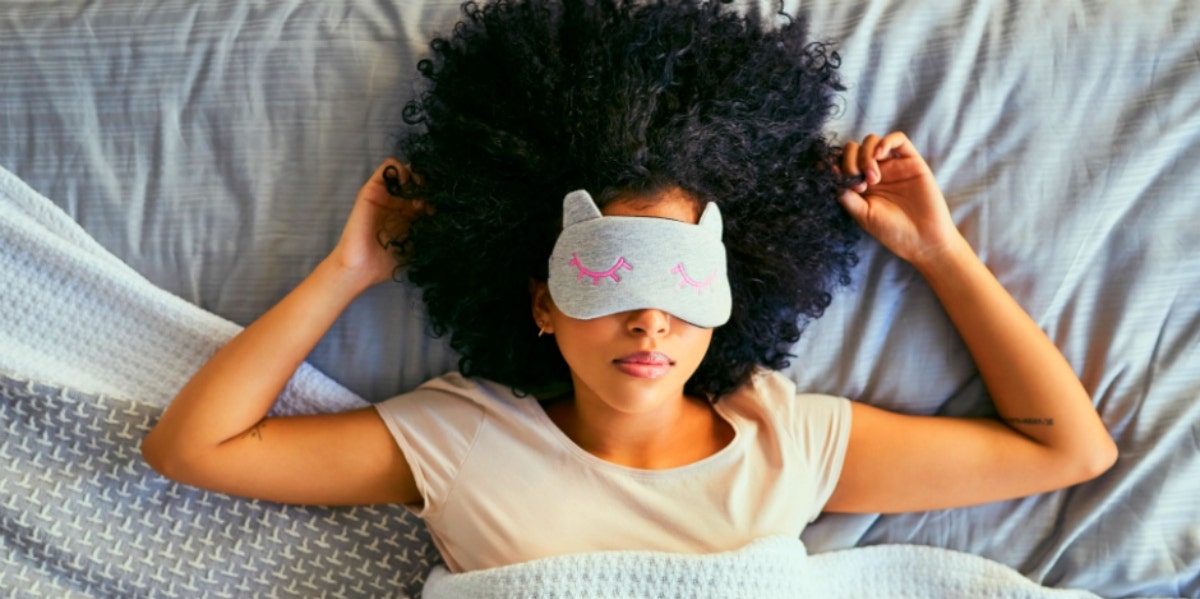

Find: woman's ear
<box><xmin>529</xmin><ymin>279</ymin><xmax>555</xmax><ymax>334</ymax></box>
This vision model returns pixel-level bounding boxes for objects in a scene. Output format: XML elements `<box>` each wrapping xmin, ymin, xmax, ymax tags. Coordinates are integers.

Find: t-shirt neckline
<box><xmin>527</xmin><ymin>394</ymin><xmax>743</xmax><ymax>478</ymax></box>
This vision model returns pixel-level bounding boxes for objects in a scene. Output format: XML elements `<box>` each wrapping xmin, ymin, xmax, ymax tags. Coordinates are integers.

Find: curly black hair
<box><xmin>394</xmin><ymin>0</ymin><xmax>859</xmax><ymax>400</ymax></box>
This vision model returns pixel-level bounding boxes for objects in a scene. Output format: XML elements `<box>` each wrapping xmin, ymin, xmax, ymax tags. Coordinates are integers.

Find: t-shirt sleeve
<box><xmin>373</xmin><ymin>374</ymin><xmax>486</xmax><ymax>519</ymax></box>
<box><xmin>791</xmin><ymin>391</ymin><xmax>852</xmax><ymax>522</ymax></box>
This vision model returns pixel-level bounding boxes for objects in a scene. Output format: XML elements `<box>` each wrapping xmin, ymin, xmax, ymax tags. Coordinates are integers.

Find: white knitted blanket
<box><xmin>0</xmin><ymin>163</ymin><xmax>365</xmax><ymax>416</ymax></box>
<box><xmin>423</xmin><ymin>535</ymin><xmax>1101</xmax><ymax>599</ymax></box>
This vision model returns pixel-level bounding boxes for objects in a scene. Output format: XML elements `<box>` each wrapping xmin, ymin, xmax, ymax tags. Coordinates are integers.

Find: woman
<box><xmin>141</xmin><ymin>0</ymin><xmax>1115</xmax><ymax>574</ymax></box>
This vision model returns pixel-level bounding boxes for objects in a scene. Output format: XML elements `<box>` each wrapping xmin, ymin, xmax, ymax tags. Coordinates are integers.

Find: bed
<box><xmin>1</xmin><ymin>0</ymin><xmax>1197</xmax><ymax>597</ymax></box>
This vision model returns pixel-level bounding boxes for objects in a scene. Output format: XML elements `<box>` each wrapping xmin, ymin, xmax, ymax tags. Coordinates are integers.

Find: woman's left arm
<box><xmin>824</xmin><ymin>132</ymin><xmax>1117</xmax><ymax>514</ymax></box>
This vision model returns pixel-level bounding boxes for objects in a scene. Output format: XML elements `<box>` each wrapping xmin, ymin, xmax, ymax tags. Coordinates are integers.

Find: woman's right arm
<box><xmin>141</xmin><ymin>159</ymin><xmax>428</xmax><ymax>506</ymax></box>
<box><xmin>823</xmin><ymin>133</ymin><xmax>1116</xmax><ymax>514</ymax></box>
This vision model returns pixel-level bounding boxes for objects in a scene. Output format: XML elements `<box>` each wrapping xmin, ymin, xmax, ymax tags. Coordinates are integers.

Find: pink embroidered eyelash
<box><xmin>570</xmin><ymin>253</ymin><xmax>633</xmax><ymax>285</ymax></box>
<box><xmin>671</xmin><ymin>263</ymin><xmax>716</xmax><ymax>293</ymax></box>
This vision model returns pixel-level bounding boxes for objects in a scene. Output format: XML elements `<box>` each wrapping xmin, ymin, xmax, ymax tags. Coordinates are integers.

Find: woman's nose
<box><xmin>626</xmin><ymin>309</ymin><xmax>671</xmax><ymax>336</ymax></box>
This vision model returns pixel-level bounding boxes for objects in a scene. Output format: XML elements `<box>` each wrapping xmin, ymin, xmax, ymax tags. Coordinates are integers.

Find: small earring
<box><xmin>538</xmin><ymin>322</ymin><xmax>548</xmax><ymax>337</ymax></box>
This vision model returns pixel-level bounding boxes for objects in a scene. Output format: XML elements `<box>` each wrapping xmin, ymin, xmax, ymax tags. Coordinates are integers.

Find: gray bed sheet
<box><xmin>1</xmin><ymin>0</ymin><xmax>1197</xmax><ymax>597</ymax></box>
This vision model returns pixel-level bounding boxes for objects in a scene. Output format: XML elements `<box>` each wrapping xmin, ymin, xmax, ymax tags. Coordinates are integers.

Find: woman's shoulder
<box><xmin>377</xmin><ymin>371</ymin><xmax>530</xmax><ymax>415</ymax></box>
<box><xmin>731</xmin><ymin>368</ymin><xmax>843</xmax><ymax>399</ymax></box>
<box><xmin>724</xmin><ymin>368</ymin><xmax>850</xmax><ymax>417</ymax></box>
<box><xmin>413</xmin><ymin>371</ymin><xmax>493</xmax><ymax>397</ymax></box>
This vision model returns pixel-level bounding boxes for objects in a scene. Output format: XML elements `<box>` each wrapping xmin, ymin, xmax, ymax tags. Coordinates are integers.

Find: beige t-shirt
<box><xmin>374</xmin><ymin>368</ymin><xmax>851</xmax><ymax>573</ymax></box>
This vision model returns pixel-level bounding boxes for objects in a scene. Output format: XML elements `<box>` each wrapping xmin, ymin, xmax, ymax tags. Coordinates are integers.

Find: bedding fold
<box><xmin>0</xmin><ymin>163</ymin><xmax>364</xmax><ymax>416</ymax></box>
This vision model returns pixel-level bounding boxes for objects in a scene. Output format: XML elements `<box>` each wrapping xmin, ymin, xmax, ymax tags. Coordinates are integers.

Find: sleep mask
<box><xmin>547</xmin><ymin>189</ymin><xmax>732</xmax><ymax>328</ymax></box>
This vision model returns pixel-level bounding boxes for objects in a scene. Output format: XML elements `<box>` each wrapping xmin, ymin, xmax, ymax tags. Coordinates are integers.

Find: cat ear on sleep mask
<box><xmin>547</xmin><ymin>189</ymin><xmax>732</xmax><ymax>328</ymax></box>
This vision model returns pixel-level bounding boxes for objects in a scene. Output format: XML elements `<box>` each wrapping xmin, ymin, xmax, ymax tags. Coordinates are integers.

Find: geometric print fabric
<box><xmin>0</xmin><ymin>374</ymin><xmax>439</xmax><ymax>598</ymax></box>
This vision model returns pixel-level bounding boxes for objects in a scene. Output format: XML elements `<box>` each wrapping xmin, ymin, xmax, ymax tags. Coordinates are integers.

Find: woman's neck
<box><xmin>543</xmin><ymin>391</ymin><xmax>733</xmax><ymax>470</ymax></box>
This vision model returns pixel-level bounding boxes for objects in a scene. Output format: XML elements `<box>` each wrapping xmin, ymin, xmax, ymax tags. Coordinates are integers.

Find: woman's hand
<box><xmin>838</xmin><ymin>132</ymin><xmax>964</xmax><ymax>267</ymax></box>
<box><xmin>328</xmin><ymin>158</ymin><xmax>432</xmax><ymax>289</ymax></box>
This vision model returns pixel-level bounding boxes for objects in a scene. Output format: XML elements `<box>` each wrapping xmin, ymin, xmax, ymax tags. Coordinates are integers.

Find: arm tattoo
<box><xmin>1005</xmin><ymin>417</ymin><xmax>1054</xmax><ymax>426</ymax></box>
<box><xmin>242</xmin><ymin>418</ymin><xmax>267</xmax><ymax>441</ymax></box>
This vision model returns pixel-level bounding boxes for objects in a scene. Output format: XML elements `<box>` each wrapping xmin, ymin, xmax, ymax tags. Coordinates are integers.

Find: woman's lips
<box><xmin>613</xmin><ymin>351</ymin><xmax>674</xmax><ymax>379</ymax></box>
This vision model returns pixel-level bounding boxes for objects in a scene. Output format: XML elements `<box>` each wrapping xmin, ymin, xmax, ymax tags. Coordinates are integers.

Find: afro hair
<box><xmin>395</xmin><ymin>0</ymin><xmax>859</xmax><ymax>400</ymax></box>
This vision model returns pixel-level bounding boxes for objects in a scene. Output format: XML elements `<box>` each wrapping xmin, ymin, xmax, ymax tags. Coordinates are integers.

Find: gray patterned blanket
<box><xmin>0</xmin><ymin>165</ymin><xmax>441</xmax><ymax>596</ymax></box>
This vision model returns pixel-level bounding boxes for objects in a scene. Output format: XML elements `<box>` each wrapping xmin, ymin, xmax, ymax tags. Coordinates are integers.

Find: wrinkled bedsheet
<box><xmin>1</xmin><ymin>0</ymin><xmax>1198</xmax><ymax>597</ymax></box>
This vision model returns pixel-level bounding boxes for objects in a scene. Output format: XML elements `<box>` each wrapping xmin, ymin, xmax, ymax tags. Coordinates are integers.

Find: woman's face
<box><xmin>531</xmin><ymin>188</ymin><xmax>715</xmax><ymax>414</ymax></box>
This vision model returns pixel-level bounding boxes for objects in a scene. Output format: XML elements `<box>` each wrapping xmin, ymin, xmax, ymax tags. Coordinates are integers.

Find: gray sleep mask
<box><xmin>547</xmin><ymin>189</ymin><xmax>732</xmax><ymax>328</ymax></box>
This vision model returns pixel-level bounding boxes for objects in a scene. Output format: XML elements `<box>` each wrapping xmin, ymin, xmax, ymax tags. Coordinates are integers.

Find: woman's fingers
<box><xmin>841</xmin><ymin>133</ymin><xmax>884</xmax><ymax>189</ymax></box>
<box><xmin>842</xmin><ymin>131</ymin><xmax>919</xmax><ymax>194</ymax></box>
<box><xmin>875</xmin><ymin>131</ymin><xmax>914</xmax><ymax>161</ymax></box>
<box><xmin>377</xmin><ymin>158</ymin><xmax>410</xmax><ymax>197</ymax></box>
<box><xmin>857</xmin><ymin>134</ymin><xmax>883</xmax><ymax>184</ymax></box>
<box><xmin>841</xmin><ymin>141</ymin><xmax>859</xmax><ymax>174</ymax></box>
<box><xmin>841</xmin><ymin>141</ymin><xmax>869</xmax><ymax>192</ymax></box>
<box><xmin>381</xmin><ymin>167</ymin><xmax>407</xmax><ymax>197</ymax></box>
<box><xmin>838</xmin><ymin>186</ymin><xmax>870</xmax><ymax>222</ymax></box>
<box><xmin>369</xmin><ymin>159</ymin><xmax>434</xmax><ymax>216</ymax></box>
